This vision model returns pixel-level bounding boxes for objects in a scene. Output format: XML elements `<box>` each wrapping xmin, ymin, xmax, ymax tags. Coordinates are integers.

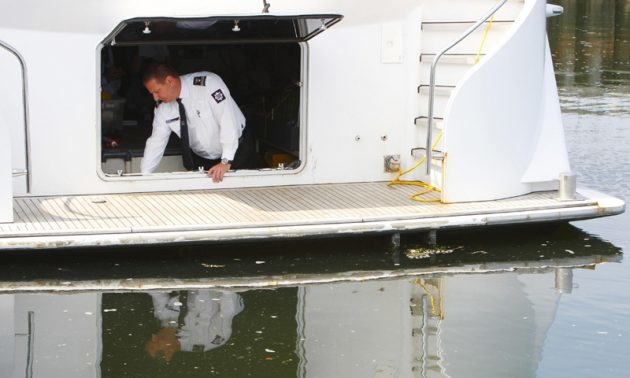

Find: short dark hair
<box><xmin>142</xmin><ymin>63</ymin><xmax>179</xmax><ymax>84</ymax></box>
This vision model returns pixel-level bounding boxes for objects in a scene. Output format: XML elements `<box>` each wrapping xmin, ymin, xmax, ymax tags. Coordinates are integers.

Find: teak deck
<box><xmin>0</xmin><ymin>182</ymin><xmax>622</xmax><ymax>250</ymax></box>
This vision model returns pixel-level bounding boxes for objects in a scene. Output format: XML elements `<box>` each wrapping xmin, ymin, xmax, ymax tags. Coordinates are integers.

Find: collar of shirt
<box><xmin>179</xmin><ymin>77</ymin><xmax>191</xmax><ymax>101</ymax></box>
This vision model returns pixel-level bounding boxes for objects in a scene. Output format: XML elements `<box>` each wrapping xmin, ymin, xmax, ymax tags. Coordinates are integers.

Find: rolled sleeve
<box><xmin>141</xmin><ymin>113</ymin><xmax>172</xmax><ymax>174</ymax></box>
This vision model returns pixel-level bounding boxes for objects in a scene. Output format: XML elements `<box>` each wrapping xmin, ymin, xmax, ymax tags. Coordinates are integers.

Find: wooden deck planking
<box><xmin>0</xmin><ymin>182</ymin><xmax>596</xmax><ymax>239</ymax></box>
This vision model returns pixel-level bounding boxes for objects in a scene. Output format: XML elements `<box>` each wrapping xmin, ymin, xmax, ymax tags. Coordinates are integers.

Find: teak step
<box><xmin>417</xmin><ymin>84</ymin><xmax>455</xmax><ymax>94</ymax></box>
<box><xmin>411</xmin><ymin>147</ymin><xmax>445</xmax><ymax>161</ymax></box>
<box><xmin>415</xmin><ymin>116</ymin><xmax>444</xmax><ymax>130</ymax></box>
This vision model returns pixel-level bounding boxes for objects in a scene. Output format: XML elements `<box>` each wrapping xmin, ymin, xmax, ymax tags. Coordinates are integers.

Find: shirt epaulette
<box><xmin>193</xmin><ymin>76</ymin><xmax>206</xmax><ymax>86</ymax></box>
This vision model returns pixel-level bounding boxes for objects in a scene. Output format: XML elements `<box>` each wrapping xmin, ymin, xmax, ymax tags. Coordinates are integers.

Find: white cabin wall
<box><xmin>1</xmin><ymin>0</ymin><xmax>560</xmax><ymax>197</ymax></box>
<box><xmin>0</xmin><ymin>111</ymin><xmax>13</xmax><ymax>222</ymax></box>
<box><xmin>308</xmin><ymin>22</ymin><xmax>407</xmax><ymax>183</ymax></box>
<box><xmin>0</xmin><ymin>46</ymin><xmax>27</xmax><ymax>198</ymax></box>
<box><xmin>30</xmin><ymin>31</ymin><xmax>100</xmax><ymax>195</ymax></box>
<box><xmin>1</xmin><ymin>0</ymin><xmax>429</xmax><ymax>196</ymax></box>
<box><xmin>298</xmin><ymin>1</ymin><xmax>425</xmax><ymax>184</ymax></box>
<box><xmin>0</xmin><ymin>29</ymin><xmax>103</xmax><ymax>196</ymax></box>
<box><xmin>401</xmin><ymin>8</ymin><xmax>426</xmax><ymax>178</ymax></box>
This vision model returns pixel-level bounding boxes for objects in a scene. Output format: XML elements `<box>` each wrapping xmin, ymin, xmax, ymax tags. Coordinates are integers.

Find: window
<box><xmin>99</xmin><ymin>15</ymin><xmax>341</xmax><ymax>177</ymax></box>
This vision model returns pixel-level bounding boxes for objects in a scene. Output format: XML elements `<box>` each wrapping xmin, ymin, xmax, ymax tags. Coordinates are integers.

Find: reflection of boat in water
<box><xmin>0</xmin><ymin>264</ymin><xmax>613</xmax><ymax>377</ymax></box>
<box><xmin>298</xmin><ymin>274</ymin><xmax>565</xmax><ymax>377</ymax></box>
<box><xmin>0</xmin><ymin>227</ymin><xmax>622</xmax><ymax>376</ymax></box>
<box><xmin>0</xmin><ymin>0</ymin><xmax>625</xmax><ymax>250</ymax></box>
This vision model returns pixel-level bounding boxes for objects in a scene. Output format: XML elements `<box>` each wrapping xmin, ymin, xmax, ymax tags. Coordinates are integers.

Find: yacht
<box><xmin>0</xmin><ymin>0</ymin><xmax>624</xmax><ymax>249</ymax></box>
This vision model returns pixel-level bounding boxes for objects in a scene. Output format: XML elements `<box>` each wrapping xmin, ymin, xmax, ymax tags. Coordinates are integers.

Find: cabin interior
<box><xmin>99</xmin><ymin>16</ymin><xmax>339</xmax><ymax>176</ymax></box>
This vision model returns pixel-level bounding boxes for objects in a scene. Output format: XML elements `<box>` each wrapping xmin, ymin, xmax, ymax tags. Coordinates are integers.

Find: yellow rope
<box><xmin>388</xmin><ymin>131</ymin><xmax>443</xmax><ymax>202</ymax></box>
<box><xmin>391</xmin><ymin>16</ymin><xmax>495</xmax><ymax>201</ymax></box>
<box><xmin>474</xmin><ymin>15</ymin><xmax>495</xmax><ymax>65</ymax></box>
<box><xmin>415</xmin><ymin>278</ymin><xmax>442</xmax><ymax>317</ymax></box>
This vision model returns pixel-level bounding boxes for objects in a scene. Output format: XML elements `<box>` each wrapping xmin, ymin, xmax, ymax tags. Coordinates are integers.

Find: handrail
<box><xmin>26</xmin><ymin>311</ymin><xmax>35</xmax><ymax>378</ymax></box>
<box><xmin>0</xmin><ymin>39</ymin><xmax>31</xmax><ymax>192</ymax></box>
<box><xmin>425</xmin><ymin>0</ymin><xmax>508</xmax><ymax>175</ymax></box>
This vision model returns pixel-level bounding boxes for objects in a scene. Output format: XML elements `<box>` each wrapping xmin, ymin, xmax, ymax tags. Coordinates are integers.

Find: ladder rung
<box><xmin>414</xmin><ymin>116</ymin><xmax>444</xmax><ymax>122</ymax></box>
<box><xmin>417</xmin><ymin>84</ymin><xmax>455</xmax><ymax>93</ymax></box>
<box><xmin>411</xmin><ymin>147</ymin><xmax>445</xmax><ymax>161</ymax></box>
<box><xmin>419</xmin><ymin>53</ymin><xmax>484</xmax><ymax>62</ymax></box>
<box><xmin>421</xmin><ymin>20</ymin><xmax>514</xmax><ymax>30</ymax></box>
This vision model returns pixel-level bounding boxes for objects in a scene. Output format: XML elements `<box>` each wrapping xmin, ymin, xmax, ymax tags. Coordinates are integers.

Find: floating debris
<box><xmin>565</xmin><ymin>249</ymin><xmax>575</xmax><ymax>254</ymax></box>
<box><xmin>404</xmin><ymin>246</ymin><xmax>462</xmax><ymax>259</ymax></box>
<box><xmin>201</xmin><ymin>263</ymin><xmax>226</xmax><ymax>268</ymax></box>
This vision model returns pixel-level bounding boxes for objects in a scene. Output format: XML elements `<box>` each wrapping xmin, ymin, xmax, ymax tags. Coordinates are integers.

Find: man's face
<box><xmin>145</xmin><ymin>76</ymin><xmax>178</xmax><ymax>103</ymax></box>
<box><xmin>145</xmin><ymin>328</ymin><xmax>181</xmax><ymax>362</ymax></box>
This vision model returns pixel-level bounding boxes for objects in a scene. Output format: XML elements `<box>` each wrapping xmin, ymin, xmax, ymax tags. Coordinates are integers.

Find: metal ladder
<box><xmin>415</xmin><ymin>0</ymin><xmax>510</xmax><ymax>175</ymax></box>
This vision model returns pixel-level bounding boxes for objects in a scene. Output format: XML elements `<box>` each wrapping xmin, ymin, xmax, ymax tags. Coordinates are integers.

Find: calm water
<box><xmin>1</xmin><ymin>2</ymin><xmax>630</xmax><ymax>377</ymax></box>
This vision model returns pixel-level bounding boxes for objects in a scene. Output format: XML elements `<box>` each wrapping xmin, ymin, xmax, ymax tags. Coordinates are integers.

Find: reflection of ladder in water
<box><xmin>410</xmin><ymin>278</ymin><xmax>447</xmax><ymax>377</ymax></box>
<box><xmin>412</xmin><ymin>0</ymin><xmax>519</xmax><ymax>196</ymax></box>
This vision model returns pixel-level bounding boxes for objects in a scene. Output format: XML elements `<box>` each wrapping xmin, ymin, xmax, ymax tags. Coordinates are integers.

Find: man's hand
<box><xmin>208</xmin><ymin>162</ymin><xmax>231</xmax><ymax>183</ymax></box>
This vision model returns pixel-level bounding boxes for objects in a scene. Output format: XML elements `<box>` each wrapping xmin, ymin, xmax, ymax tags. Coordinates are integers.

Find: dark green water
<box><xmin>1</xmin><ymin>2</ymin><xmax>629</xmax><ymax>377</ymax></box>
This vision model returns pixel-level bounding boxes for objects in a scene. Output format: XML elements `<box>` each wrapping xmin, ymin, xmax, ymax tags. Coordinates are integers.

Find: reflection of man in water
<box><xmin>145</xmin><ymin>290</ymin><xmax>244</xmax><ymax>362</ymax></box>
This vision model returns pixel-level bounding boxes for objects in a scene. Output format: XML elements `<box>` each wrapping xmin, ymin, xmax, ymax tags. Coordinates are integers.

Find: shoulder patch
<box><xmin>193</xmin><ymin>76</ymin><xmax>206</xmax><ymax>86</ymax></box>
<box><xmin>211</xmin><ymin>89</ymin><xmax>226</xmax><ymax>103</ymax></box>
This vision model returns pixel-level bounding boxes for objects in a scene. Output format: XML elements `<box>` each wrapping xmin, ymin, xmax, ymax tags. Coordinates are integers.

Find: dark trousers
<box><xmin>191</xmin><ymin>128</ymin><xmax>262</xmax><ymax>171</ymax></box>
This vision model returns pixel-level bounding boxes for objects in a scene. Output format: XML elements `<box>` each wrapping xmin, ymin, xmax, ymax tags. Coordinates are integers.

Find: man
<box><xmin>141</xmin><ymin>64</ymin><xmax>256</xmax><ymax>182</ymax></box>
<box><xmin>145</xmin><ymin>290</ymin><xmax>244</xmax><ymax>362</ymax></box>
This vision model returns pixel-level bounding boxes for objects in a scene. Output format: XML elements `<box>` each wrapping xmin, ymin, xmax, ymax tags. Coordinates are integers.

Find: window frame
<box><xmin>96</xmin><ymin>15</ymin><xmax>341</xmax><ymax>181</ymax></box>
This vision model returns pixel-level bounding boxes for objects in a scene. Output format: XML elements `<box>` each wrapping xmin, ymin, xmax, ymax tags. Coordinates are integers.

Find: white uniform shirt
<box><xmin>141</xmin><ymin>72</ymin><xmax>246</xmax><ymax>173</ymax></box>
<box><xmin>150</xmin><ymin>290</ymin><xmax>244</xmax><ymax>352</ymax></box>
